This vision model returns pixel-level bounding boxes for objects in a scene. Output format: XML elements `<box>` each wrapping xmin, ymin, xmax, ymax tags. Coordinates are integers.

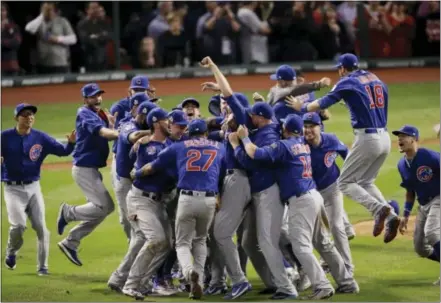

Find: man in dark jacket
<box><xmin>1</xmin><ymin>3</ymin><xmax>21</xmax><ymax>76</ymax></box>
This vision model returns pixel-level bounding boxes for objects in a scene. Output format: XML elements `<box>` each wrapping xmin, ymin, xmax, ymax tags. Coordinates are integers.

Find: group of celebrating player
<box><xmin>2</xmin><ymin>53</ymin><xmax>439</xmax><ymax>301</ymax></box>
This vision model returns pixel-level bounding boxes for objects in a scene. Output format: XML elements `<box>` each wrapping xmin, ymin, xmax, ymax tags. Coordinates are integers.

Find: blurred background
<box><xmin>2</xmin><ymin>0</ymin><xmax>440</xmax><ymax>76</ymax></box>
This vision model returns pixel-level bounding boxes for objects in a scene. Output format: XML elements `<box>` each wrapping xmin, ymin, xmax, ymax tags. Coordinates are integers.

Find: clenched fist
<box><xmin>200</xmin><ymin>56</ymin><xmax>215</xmax><ymax>68</ymax></box>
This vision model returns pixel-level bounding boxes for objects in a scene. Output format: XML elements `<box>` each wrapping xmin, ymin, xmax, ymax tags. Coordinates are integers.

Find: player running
<box><xmin>2</xmin><ymin>103</ymin><xmax>75</xmax><ymax>275</ymax></box>
<box><xmin>289</xmin><ymin>53</ymin><xmax>401</xmax><ymax>243</ymax></box>
<box><xmin>393</xmin><ymin>125</ymin><xmax>440</xmax><ymax>285</ymax></box>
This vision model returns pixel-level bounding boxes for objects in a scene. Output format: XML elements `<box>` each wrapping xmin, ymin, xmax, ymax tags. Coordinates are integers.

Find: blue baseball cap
<box><xmin>392</xmin><ymin>125</ymin><xmax>419</xmax><ymax>141</ymax></box>
<box><xmin>188</xmin><ymin>119</ymin><xmax>208</xmax><ymax>135</ymax></box>
<box><xmin>14</xmin><ymin>103</ymin><xmax>37</xmax><ymax>117</ymax></box>
<box><xmin>168</xmin><ymin>110</ymin><xmax>188</xmax><ymax>126</ymax></box>
<box><xmin>270</xmin><ymin>65</ymin><xmax>296</xmax><ymax>81</ymax></box>
<box><xmin>334</xmin><ymin>53</ymin><xmax>359</xmax><ymax>69</ymax></box>
<box><xmin>130</xmin><ymin>75</ymin><xmax>150</xmax><ymax>90</ymax></box>
<box><xmin>172</xmin><ymin>104</ymin><xmax>183</xmax><ymax>111</ymax></box>
<box><xmin>137</xmin><ymin>101</ymin><xmax>157</xmax><ymax>115</ymax></box>
<box><xmin>302</xmin><ymin>112</ymin><xmax>322</xmax><ymax>125</ymax></box>
<box><xmin>147</xmin><ymin>108</ymin><xmax>168</xmax><ymax>127</ymax></box>
<box><xmin>209</xmin><ymin>95</ymin><xmax>221</xmax><ymax>116</ymax></box>
<box><xmin>182</xmin><ymin>97</ymin><xmax>200</xmax><ymax>109</ymax></box>
<box><xmin>282</xmin><ymin>114</ymin><xmax>304</xmax><ymax>135</ymax></box>
<box><xmin>130</xmin><ymin>92</ymin><xmax>149</xmax><ymax>109</ymax></box>
<box><xmin>248</xmin><ymin>102</ymin><xmax>274</xmax><ymax>120</ymax></box>
<box><xmin>233</xmin><ymin>92</ymin><xmax>250</xmax><ymax>108</ymax></box>
<box><xmin>81</xmin><ymin>83</ymin><xmax>105</xmax><ymax>98</ymax></box>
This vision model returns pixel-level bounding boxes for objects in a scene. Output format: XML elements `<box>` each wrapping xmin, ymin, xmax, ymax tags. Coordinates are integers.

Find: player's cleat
<box><xmin>5</xmin><ymin>255</ymin><xmax>16</xmax><ymax>270</ymax></box>
<box><xmin>108</xmin><ymin>282</ymin><xmax>123</xmax><ymax>293</ymax></box>
<box><xmin>37</xmin><ymin>268</ymin><xmax>49</xmax><ymax>276</ymax></box>
<box><xmin>373</xmin><ymin>205</ymin><xmax>390</xmax><ymax>237</ymax></box>
<box><xmin>57</xmin><ymin>242</ymin><xmax>82</xmax><ymax>266</ymax></box>
<box><xmin>223</xmin><ymin>281</ymin><xmax>251</xmax><ymax>300</ymax></box>
<box><xmin>57</xmin><ymin>203</ymin><xmax>68</xmax><ymax>235</ymax></box>
<box><xmin>296</xmin><ymin>270</ymin><xmax>311</xmax><ymax>292</ymax></box>
<box><xmin>384</xmin><ymin>216</ymin><xmax>401</xmax><ymax>243</ymax></box>
<box><xmin>305</xmin><ymin>288</ymin><xmax>334</xmax><ymax>300</ymax></box>
<box><xmin>152</xmin><ymin>278</ymin><xmax>178</xmax><ymax>296</ymax></box>
<box><xmin>122</xmin><ymin>288</ymin><xmax>145</xmax><ymax>300</ymax></box>
<box><xmin>336</xmin><ymin>282</ymin><xmax>360</xmax><ymax>294</ymax></box>
<box><xmin>258</xmin><ymin>287</ymin><xmax>277</xmax><ymax>295</ymax></box>
<box><xmin>270</xmin><ymin>291</ymin><xmax>298</xmax><ymax>300</ymax></box>
<box><xmin>204</xmin><ymin>284</ymin><xmax>228</xmax><ymax>295</ymax></box>
<box><xmin>189</xmin><ymin>270</ymin><xmax>203</xmax><ymax>300</ymax></box>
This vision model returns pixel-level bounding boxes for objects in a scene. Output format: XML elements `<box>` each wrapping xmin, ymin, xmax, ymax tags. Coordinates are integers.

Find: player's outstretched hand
<box><xmin>252</xmin><ymin>92</ymin><xmax>265</xmax><ymax>103</ymax></box>
<box><xmin>399</xmin><ymin>216</ymin><xmax>408</xmax><ymax>235</ymax></box>
<box><xmin>237</xmin><ymin>125</ymin><xmax>249</xmax><ymax>139</ymax></box>
<box><xmin>201</xmin><ymin>82</ymin><xmax>221</xmax><ymax>92</ymax></box>
<box><xmin>319</xmin><ymin>77</ymin><xmax>332</xmax><ymax>88</ymax></box>
<box><xmin>285</xmin><ymin>95</ymin><xmax>303</xmax><ymax>111</ymax></box>
<box><xmin>66</xmin><ymin>129</ymin><xmax>76</xmax><ymax>144</ymax></box>
<box><xmin>200</xmin><ymin>56</ymin><xmax>214</xmax><ymax>68</ymax></box>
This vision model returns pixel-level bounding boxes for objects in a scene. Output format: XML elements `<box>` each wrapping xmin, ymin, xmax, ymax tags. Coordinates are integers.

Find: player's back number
<box><xmin>364</xmin><ymin>84</ymin><xmax>385</xmax><ymax>109</ymax></box>
<box><xmin>186</xmin><ymin>149</ymin><xmax>218</xmax><ymax>172</ymax></box>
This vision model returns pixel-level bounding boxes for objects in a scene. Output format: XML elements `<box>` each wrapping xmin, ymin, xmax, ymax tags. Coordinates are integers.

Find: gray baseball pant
<box><xmin>338</xmin><ymin>130</ymin><xmax>395</xmax><ymax>218</ymax></box>
<box><xmin>250</xmin><ymin>183</ymin><xmax>297</xmax><ymax>294</ymax></box>
<box><xmin>207</xmin><ymin>224</ymin><xmax>227</xmax><ymax>287</ymax></box>
<box><xmin>414</xmin><ymin>196</ymin><xmax>440</xmax><ymax>257</ymax></box>
<box><xmin>123</xmin><ymin>187</ymin><xmax>173</xmax><ymax>290</ymax></box>
<box><xmin>175</xmin><ymin>192</ymin><xmax>217</xmax><ymax>285</ymax></box>
<box><xmin>114</xmin><ymin>175</ymin><xmax>133</xmax><ymax>240</ymax></box>
<box><xmin>213</xmin><ymin>170</ymin><xmax>251</xmax><ymax>285</ymax></box>
<box><xmin>287</xmin><ymin>189</ymin><xmax>354</xmax><ymax>291</ymax></box>
<box><xmin>320</xmin><ymin>182</ymin><xmax>354</xmax><ymax>274</ymax></box>
<box><xmin>61</xmin><ymin>166</ymin><xmax>115</xmax><ymax>250</ymax></box>
<box><xmin>4</xmin><ymin>181</ymin><xmax>49</xmax><ymax>270</ymax></box>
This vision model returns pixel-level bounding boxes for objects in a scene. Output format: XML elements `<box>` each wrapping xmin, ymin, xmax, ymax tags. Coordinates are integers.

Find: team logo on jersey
<box><xmin>147</xmin><ymin>146</ymin><xmax>156</xmax><ymax>155</ymax></box>
<box><xmin>29</xmin><ymin>144</ymin><xmax>43</xmax><ymax>161</ymax></box>
<box><xmin>416</xmin><ymin>166</ymin><xmax>433</xmax><ymax>182</ymax></box>
<box><xmin>324</xmin><ymin>151</ymin><xmax>337</xmax><ymax>167</ymax></box>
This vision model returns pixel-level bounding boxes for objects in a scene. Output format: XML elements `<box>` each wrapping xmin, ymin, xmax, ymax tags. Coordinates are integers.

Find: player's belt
<box><xmin>180</xmin><ymin>190</ymin><xmax>217</xmax><ymax>197</ymax></box>
<box><xmin>353</xmin><ymin>128</ymin><xmax>387</xmax><ymax>134</ymax></box>
<box><xmin>5</xmin><ymin>181</ymin><xmax>33</xmax><ymax>186</ymax></box>
<box><xmin>142</xmin><ymin>192</ymin><xmax>162</xmax><ymax>201</ymax></box>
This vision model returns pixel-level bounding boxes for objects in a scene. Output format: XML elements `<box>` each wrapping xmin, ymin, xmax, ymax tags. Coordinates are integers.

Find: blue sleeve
<box><xmin>397</xmin><ymin>161</ymin><xmax>411</xmax><ymax>190</ymax></box>
<box><xmin>224</xmin><ymin>95</ymin><xmax>252</xmax><ymax>128</ymax></box>
<box><xmin>254</xmin><ymin>142</ymin><xmax>284</xmax><ymax>163</ymax></box>
<box><xmin>120</xmin><ymin>123</ymin><xmax>137</xmax><ymax>144</ymax></box>
<box><xmin>318</xmin><ymin>81</ymin><xmax>347</xmax><ymax>109</ymax></box>
<box><xmin>151</xmin><ymin>144</ymin><xmax>177</xmax><ymax>171</ymax></box>
<box><xmin>332</xmin><ymin>136</ymin><xmax>348</xmax><ymax>160</ymax></box>
<box><xmin>233</xmin><ymin>145</ymin><xmax>256</xmax><ymax>169</ymax></box>
<box><xmin>111</xmin><ymin>103</ymin><xmax>128</xmax><ymax>129</ymax></box>
<box><xmin>80</xmin><ymin>111</ymin><xmax>104</xmax><ymax>135</ymax></box>
<box><xmin>431</xmin><ymin>150</ymin><xmax>440</xmax><ymax>176</ymax></box>
<box><xmin>43</xmin><ymin>133</ymin><xmax>75</xmax><ymax>157</ymax></box>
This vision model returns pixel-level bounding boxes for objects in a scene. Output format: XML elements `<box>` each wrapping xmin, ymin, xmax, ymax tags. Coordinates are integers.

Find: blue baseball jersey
<box><xmin>274</xmin><ymin>92</ymin><xmax>315</xmax><ymax>122</ymax></box>
<box><xmin>397</xmin><ymin>148</ymin><xmax>440</xmax><ymax>206</ymax></box>
<box><xmin>252</xmin><ymin>136</ymin><xmax>316</xmax><ymax>201</ymax></box>
<box><xmin>152</xmin><ymin>137</ymin><xmax>226</xmax><ymax>193</ymax></box>
<box><xmin>116</xmin><ymin>119</ymin><xmax>143</xmax><ymax>178</ymax></box>
<box><xmin>234</xmin><ymin>123</ymin><xmax>280</xmax><ymax>193</ymax></box>
<box><xmin>1</xmin><ymin>128</ymin><xmax>74</xmax><ymax>182</ymax></box>
<box><xmin>73</xmin><ymin>107</ymin><xmax>110</xmax><ymax>168</ymax></box>
<box><xmin>318</xmin><ymin>70</ymin><xmax>388</xmax><ymax>129</ymax></box>
<box><xmin>110</xmin><ymin>98</ymin><xmax>131</xmax><ymax>154</ymax></box>
<box><xmin>133</xmin><ymin>140</ymin><xmax>172</xmax><ymax>193</ymax></box>
<box><xmin>307</xmin><ymin>133</ymin><xmax>348</xmax><ymax>190</ymax></box>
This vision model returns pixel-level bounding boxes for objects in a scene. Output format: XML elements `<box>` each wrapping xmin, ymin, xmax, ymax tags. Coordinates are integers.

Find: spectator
<box><xmin>414</xmin><ymin>1</ymin><xmax>440</xmax><ymax>56</ymax></box>
<box><xmin>237</xmin><ymin>1</ymin><xmax>271</xmax><ymax>64</ymax></box>
<box><xmin>122</xmin><ymin>13</ymin><xmax>147</xmax><ymax>67</ymax></box>
<box><xmin>1</xmin><ymin>3</ymin><xmax>22</xmax><ymax>76</ymax></box>
<box><xmin>156</xmin><ymin>14</ymin><xmax>188</xmax><ymax>67</ymax></box>
<box><xmin>148</xmin><ymin>1</ymin><xmax>174</xmax><ymax>40</ymax></box>
<box><xmin>138</xmin><ymin>37</ymin><xmax>156</xmax><ymax>68</ymax></box>
<box><xmin>77</xmin><ymin>2</ymin><xmax>113</xmax><ymax>72</ymax></box>
<box><xmin>383</xmin><ymin>2</ymin><xmax>415</xmax><ymax>57</ymax></box>
<box><xmin>337</xmin><ymin>1</ymin><xmax>358</xmax><ymax>44</ymax></box>
<box><xmin>24</xmin><ymin>2</ymin><xmax>77</xmax><ymax>74</ymax></box>
<box><xmin>196</xmin><ymin>1</ymin><xmax>241</xmax><ymax>65</ymax></box>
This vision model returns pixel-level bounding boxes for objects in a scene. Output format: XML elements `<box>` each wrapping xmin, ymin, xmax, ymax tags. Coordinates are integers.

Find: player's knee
<box><xmin>147</xmin><ymin>238</ymin><xmax>170</xmax><ymax>254</ymax></box>
<box><xmin>213</xmin><ymin>222</ymin><xmax>227</xmax><ymax>243</ymax></box>
<box><xmin>10</xmin><ymin>224</ymin><xmax>26</xmax><ymax>236</ymax></box>
<box><xmin>414</xmin><ymin>244</ymin><xmax>432</xmax><ymax>258</ymax></box>
<box><xmin>337</xmin><ymin>178</ymin><xmax>349</xmax><ymax>193</ymax></box>
<box><xmin>425</xmin><ymin>229</ymin><xmax>440</xmax><ymax>247</ymax></box>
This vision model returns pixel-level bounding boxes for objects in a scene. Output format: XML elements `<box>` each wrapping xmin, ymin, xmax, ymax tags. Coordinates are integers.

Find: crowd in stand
<box><xmin>1</xmin><ymin>1</ymin><xmax>440</xmax><ymax>76</ymax></box>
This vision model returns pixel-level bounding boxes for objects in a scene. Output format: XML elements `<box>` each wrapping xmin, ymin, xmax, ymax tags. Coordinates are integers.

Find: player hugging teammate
<box><xmin>3</xmin><ymin>54</ymin><xmax>439</xmax><ymax>299</ymax></box>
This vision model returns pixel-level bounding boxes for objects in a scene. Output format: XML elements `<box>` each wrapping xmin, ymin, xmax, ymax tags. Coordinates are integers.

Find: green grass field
<box><xmin>1</xmin><ymin>82</ymin><xmax>440</xmax><ymax>302</ymax></box>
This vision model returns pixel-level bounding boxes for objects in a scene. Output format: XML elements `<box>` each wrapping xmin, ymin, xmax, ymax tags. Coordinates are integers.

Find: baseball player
<box><xmin>137</xmin><ymin>119</ymin><xmax>226</xmax><ymax>300</ymax></box>
<box><xmin>114</xmin><ymin>93</ymin><xmax>156</xmax><ymax>240</ymax></box>
<box><xmin>234</xmin><ymin>114</ymin><xmax>359</xmax><ymax>299</ymax></box>
<box><xmin>393</xmin><ymin>125</ymin><xmax>440</xmax><ymax>284</ymax></box>
<box><xmin>289</xmin><ymin>53</ymin><xmax>401</xmax><ymax>243</ymax></box>
<box><xmin>181</xmin><ymin>98</ymin><xmax>201</xmax><ymax>121</ymax></box>
<box><xmin>107</xmin><ymin>101</ymin><xmax>159</xmax><ymax>294</ymax></box>
<box><xmin>116</xmin><ymin>108</ymin><xmax>174</xmax><ymax>300</ymax></box>
<box><xmin>57</xmin><ymin>83</ymin><xmax>119</xmax><ymax>266</ymax></box>
<box><xmin>302</xmin><ymin>112</ymin><xmax>354</xmax><ymax>274</ymax></box>
<box><xmin>2</xmin><ymin>103</ymin><xmax>76</xmax><ymax>275</ymax></box>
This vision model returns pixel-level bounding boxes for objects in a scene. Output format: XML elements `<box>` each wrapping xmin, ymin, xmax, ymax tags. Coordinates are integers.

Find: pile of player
<box><xmin>3</xmin><ymin>53</ymin><xmax>439</xmax><ymax>301</ymax></box>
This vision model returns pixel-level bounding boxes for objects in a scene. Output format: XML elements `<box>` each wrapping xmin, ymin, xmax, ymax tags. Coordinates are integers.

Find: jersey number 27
<box><xmin>365</xmin><ymin>84</ymin><xmax>385</xmax><ymax>109</ymax></box>
<box><xmin>186</xmin><ymin>149</ymin><xmax>217</xmax><ymax>172</ymax></box>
